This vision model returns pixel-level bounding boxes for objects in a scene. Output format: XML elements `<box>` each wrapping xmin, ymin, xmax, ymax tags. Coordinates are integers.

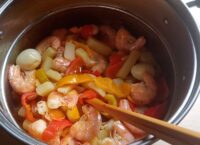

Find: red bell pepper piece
<box><xmin>21</xmin><ymin>92</ymin><xmax>37</xmax><ymax>122</ymax></box>
<box><xmin>144</xmin><ymin>102</ymin><xmax>167</xmax><ymax>119</ymax></box>
<box><xmin>79</xmin><ymin>89</ymin><xmax>99</xmax><ymax>104</ymax></box>
<box><xmin>105</xmin><ymin>61</ymin><xmax>124</xmax><ymax>78</ymax></box>
<box><xmin>109</xmin><ymin>51</ymin><xmax>126</xmax><ymax>65</ymax></box>
<box><xmin>80</xmin><ymin>24</ymin><xmax>98</xmax><ymax>39</ymax></box>
<box><xmin>105</xmin><ymin>52</ymin><xmax>126</xmax><ymax>78</ymax></box>
<box><xmin>65</xmin><ymin>57</ymin><xmax>85</xmax><ymax>75</ymax></box>
<box><xmin>42</xmin><ymin>120</ymin><xmax>72</xmax><ymax>142</ymax></box>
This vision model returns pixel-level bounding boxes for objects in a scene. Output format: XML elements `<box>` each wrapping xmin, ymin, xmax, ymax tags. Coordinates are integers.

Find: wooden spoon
<box><xmin>87</xmin><ymin>98</ymin><xmax>200</xmax><ymax>145</ymax></box>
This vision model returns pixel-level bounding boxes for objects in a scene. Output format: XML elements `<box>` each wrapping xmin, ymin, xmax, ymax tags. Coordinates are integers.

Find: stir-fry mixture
<box><xmin>8</xmin><ymin>24</ymin><xmax>169</xmax><ymax>145</ymax></box>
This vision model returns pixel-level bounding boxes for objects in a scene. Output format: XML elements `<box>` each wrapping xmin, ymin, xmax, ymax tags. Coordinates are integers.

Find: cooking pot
<box><xmin>0</xmin><ymin>0</ymin><xmax>200</xmax><ymax>144</ymax></box>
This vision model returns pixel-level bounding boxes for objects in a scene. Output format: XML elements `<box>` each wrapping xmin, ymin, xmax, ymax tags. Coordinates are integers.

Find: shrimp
<box><xmin>112</xmin><ymin>121</ymin><xmax>135</xmax><ymax>145</ymax></box>
<box><xmin>130</xmin><ymin>72</ymin><xmax>157</xmax><ymax>105</ymax></box>
<box><xmin>101</xmin><ymin>138</ymin><xmax>117</xmax><ymax>145</ymax></box>
<box><xmin>119</xmin><ymin>99</ymin><xmax>146</xmax><ymax>138</ymax></box>
<box><xmin>52</xmin><ymin>56</ymin><xmax>70</xmax><ymax>73</ymax></box>
<box><xmin>99</xmin><ymin>25</ymin><xmax>116</xmax><ymax>48</ymax></box>
<box><xmin>61</xmin><ymin>90</ymin><xmax>79</xmax><ymax>109</ymax></box>
<box><xmin>115</xmin><ymin>28</ymin><xmax>146</xmax><ymax>51</ymax></box>
<box><xmin>36</xmin><ymin>36</ymin><xmax>61</xmax><ymax>54</ymax></box>
<box><xmin>8</xmin><ymin>65</ymin><xmax>36</xmax><ymax>94</ymax></box>
<box><xmin>47</xmin><ymin>90</ymin><xmax>79</xmax><ymax>110</ymax></box>
<box><xmin>91</xmin><ymin>52</ymin><xmax>107</xmax><ymax>74</ymax></box>
<box><xmin>69</xmin><ymin>105</ymin><xmax>102</xmax><ymax>142</ymax></box>
<box><xmin>56</xmin><ymin>46</ymin><xmax>65</xmax><ymax>57</ymax></box>
<box><xmin>60</xmin><ymin>135</ymin><xmax>75</xmax><ymax>145</ymax></box>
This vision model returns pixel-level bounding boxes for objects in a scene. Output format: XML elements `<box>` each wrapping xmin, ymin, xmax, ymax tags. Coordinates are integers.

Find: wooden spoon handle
<box><xmin>87</xmin><ymin>98</ymin><xmax>200</xmax><ymax>145</ymax></box>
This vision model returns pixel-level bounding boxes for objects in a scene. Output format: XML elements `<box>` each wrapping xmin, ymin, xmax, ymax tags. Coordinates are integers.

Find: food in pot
<box><xmin>8</xmin><ymin>24</ymin><xmax>169</xmax><ymax>145</ymax></box>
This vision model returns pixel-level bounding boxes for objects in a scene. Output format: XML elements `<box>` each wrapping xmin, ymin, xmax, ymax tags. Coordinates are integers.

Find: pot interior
<box><xmin>2</xmin><ymin>4</ymin><xmax>192</xmax><ymax>144</ymax></box>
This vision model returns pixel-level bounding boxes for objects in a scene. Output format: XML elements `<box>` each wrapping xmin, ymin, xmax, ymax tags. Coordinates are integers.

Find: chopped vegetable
<box><xmin>104</xmin><ymin>94</ymin><xmax>117</xmax><ymax>106</ymax></box>
<box><xmin>80</xmin><ymin>24</ymin><xmax>98</xmax><ymax>38</ymax></box>
<box><xmin>65</xmin><ymin>57</ymin><xmax>85</xmax><ymax>75</ymax></box>
<box><xmin>42</xmin><ymin>47</ymin><xmax>57</xmax><ymax>59</ymax></box>
<box><xmin>57</xmin><ymin>85</ymin><xmax>74</xmax><ymax>94</ymax></box>
<box><xmin>105</xmin><ymin>62</ymin><xmax>124</xmax><ymax>79</ymax></box>
<box><xmin>36</xmin><ymin>68</ymin><xmax>49</xmax><ymax>83</ymax></box>
<box><xmin>21</xmin><ymin>92</ymin><xmax>37</xmax><ymax>122</ymax></box>
<box><xmin>56</xmin><ymin>74</ymin><xmax>94</xmax><ymax>88</ymax></box>
<box><xmin>144</xmin><ymin>102</ymin><xmax>167</xmax><ymax>119</ymax></box>
<box><xmin>18</xmin><ymin>106</ymin><xmax>26</xmax><ymax>117</ymax></box>
<box><xmin>79</xmin><ymin>89</ymin><xmax>99</xmax><ymax>104</ymax></box>
<box><xmin>75</xmin><ymin>48</ymin><xmax>96</xmax><ymax>67</ymax></box>
<box><xmin>66</xmin><ymin>106</ymin><xmax>80</xmax><ymax>122</ymax></box>
<box><xmin>116</xmin><ymin>50</ymin><xmax>141</xmax><ymax>79</ymax></box>
<box><xmin>105</xmin><ymin>52</ymin><xmax>126</xmax><ymax>78</ymax></box>
<box><xmin>36</xmin><ymin>81</ymin><xmax>55</xmax><ymax>97</ymax></box>
<box><xmin>49</xmin><ymin>109</ymin><xmax>65</xmax><ymax>120</ymax></box>
<box><xmin>22</xmin><ymin>119</ymin><xmax>32</xmax><ymax>131</ymax></box>
<box><xmin>131</xmin><ymin>63</ymin><xmax>155</xmax><ymax>80</ymax></box>
<box><xmin>83</xmin><ymin>82</ymin><xmax>106</xmax><ymax>97</ymax></box>
<box><xmin>42</xmin><ymin>56</ymin><xmax>53</xmax><ymax>72</ymax></box>
<box><xmin>64</xmin><ymin>42</ymin><xmax>75</xmax><ymax>61</ymax></box>
<box><xmin>46</xmin><ymin>69</ymin><xmax>62</xmax><ymax>81</ymax></box>
<box><xmin>71</xmin><ymin>40</ymin><xmax>94</xmax><ymax>57</ymax></box>
<box><xmin>87</xmin><ymin>37</ymin><xmax>112</xmax><ymax>56</ymax></box>
<box><xmin>94</xmin><ymin>77</ymin><xmax>131</xmax><ymax>97</ymax></box>
<box><xmin>16</xmin><ymin>49</ymin><xmax>41</xmax><ymax>71</ymax></box>
<box><xmin>28</xmin><ymin>119</ymin><xmax>47</xmax><ymax>139</ymax></box>
<box><xmin>42</xmin><ymin>120</ymin><xmax>72</xmax><ymax>142</ymax></box>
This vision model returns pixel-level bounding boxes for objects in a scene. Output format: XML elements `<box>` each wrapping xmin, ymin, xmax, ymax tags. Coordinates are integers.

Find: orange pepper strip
<box><xmin>56</xmin><ymin>74</ymin><xmax>94</xmax><ymax>88</ymax></box>
<box><xmin>94</xmin><ymin>77</ymin><xmax>131</xmax><ymax>98</ymax></box>
<box><xmin>21</xmin><ymin>92</ymin><xmax>37</xmax><ymax>122</ymax></box>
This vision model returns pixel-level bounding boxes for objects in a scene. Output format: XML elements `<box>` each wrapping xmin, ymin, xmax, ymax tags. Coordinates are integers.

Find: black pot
<box><xmin>0</xmin><ymin>0</ymin><xmax>200</xmax><ymax>144</ymax></box>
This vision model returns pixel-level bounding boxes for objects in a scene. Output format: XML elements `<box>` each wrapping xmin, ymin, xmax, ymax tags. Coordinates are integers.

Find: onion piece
<box><xmin>116</xmin><ymin>50</ymin><xmax>141</xmax><ymax>79</ymax></box>
<box><xmin>75</xmin><ymin>48</ymin><xmax>96</xmax><ymax>67</ymax></box>
<box><xmin>87</xmin><ymin>37</ymin><xmax>112</xmax><ymax>56</ymax></box>
<box><xmin>36</xmin><ymin>81</ymin><xmax>55</xmax><ymax>97</ymax></box>
<box><xmin>64</xmin><ymin>42</ymin><xmax>75</xmax><ymax>61</ymax></box>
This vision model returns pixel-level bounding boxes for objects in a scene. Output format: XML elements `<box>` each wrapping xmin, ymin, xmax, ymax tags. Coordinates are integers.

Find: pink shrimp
<box><xmin>99</xmin><ymin>25</ymin><xmax>116</xmax><ymax>48</ymax></box>
<box><xmin>115</xmin><ymin>28</ymin><xmax>146</xmax><ymax>51</ymax></box>
<box><xmin>8</xmin><ymin>65</ymin><xmax>36</xmax><ymax>94</ymax></box>
<box><xmin>130</xmin><ymin>73</ymin><xmax>157</xmax><ymax>105</ymax></box>
<box><xmin>91</xmin><ymin>52</ymin><xmax>107</xmax><ymax>74</ymax></box>
<box><xmin>69</xmin><ymin>105</ymin><xmax>102</xmax><ymax>142</ymax></box>
<box><xmin>61</xmin><ymin>90</ymin><xmax>79</xmax><ymax>109</ymax></box>
<box><xmin>52</xmin><ymin>56</ymin><xmax>70</xmax><ymax>73</ymax></box>
<box><xmin>36</xmin><ymin>36</ymin><xmax>61</xmax><ymax>54</ymax></box>
<box><xmin>119</xmin><ymin>99</ymin><xmax>146</xmax><ymax>138</ymax></box>
<box><xmin>112</xmin><ymin>121</ymin><xmax>135</xmax><ymax>144</ymax></box>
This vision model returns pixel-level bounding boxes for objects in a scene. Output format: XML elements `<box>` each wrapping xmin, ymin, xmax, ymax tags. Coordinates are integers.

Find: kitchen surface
<box><xmin>0</xmin><ymin>0</ymin><xmax>200</xmax><ymax>145</ymax></box>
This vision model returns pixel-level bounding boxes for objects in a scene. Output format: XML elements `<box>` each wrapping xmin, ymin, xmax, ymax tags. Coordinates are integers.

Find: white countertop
<box><xmin>154</xmin><ymin>0</ymin><xmax>200</xmax><ymax>144</ymax></box>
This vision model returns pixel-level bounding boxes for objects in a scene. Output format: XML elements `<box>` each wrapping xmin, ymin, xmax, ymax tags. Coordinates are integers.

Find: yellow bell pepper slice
<box><xmin>94</xmin><ymin>77</ymin><xmax>131</xmax><ymax>98</ymax></box>
<box><xmin>35</xmin><ymin>68</ymin><xmax>49</xmax><ymax>83</ymax></box>
<box><xmin>56</xmin><ymin>74</ymin><xmax>94</xmax><ymax>88</ymax></box>
<box><xmin>66</xmin><ymin>106</ymin><xmax>80</xmax><ymax>122</ymax></box>
<box><xmin>104</xmin><ymin>94</ymin><xmax>117</xmax><ymax>106</ymax></box>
